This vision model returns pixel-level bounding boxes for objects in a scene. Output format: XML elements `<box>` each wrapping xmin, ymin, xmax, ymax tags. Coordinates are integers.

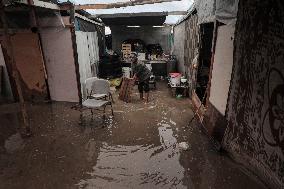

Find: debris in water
<box><xmin>178</xmin><ymin>142</ymin><xmax>190</xmax><ymax>151</ymax></box>
<box><xmin>170</xmin><ymin>119</ymin><xmax>176</xmax><ymax>126</ymax></box>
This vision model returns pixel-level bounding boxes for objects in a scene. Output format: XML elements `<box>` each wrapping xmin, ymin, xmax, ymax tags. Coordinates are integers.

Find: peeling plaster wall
<box><xmin>173</xmin><ymin>21</ymin><xmax>186</xmax><ymax>75</ymax></box>
<box><xmin>223</xmin><ymin>0</ymin><xmax>284</xmax><ymax>188</ymax></box>
<box><xmin>40</xmin><ymin>28</ymin><xmax>79</xmax><ymax>102</ymax></box>
<box><xmin>110</xmin><ymin>25</ymin><xmax>172</xmax><ymax>54</ymax></box>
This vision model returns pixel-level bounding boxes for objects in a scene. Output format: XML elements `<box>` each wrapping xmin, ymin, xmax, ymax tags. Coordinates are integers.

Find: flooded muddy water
<box><xmin>0</xmin><ymin>82</ymin><xmax>267</xmax><ymax>189</ymax></box>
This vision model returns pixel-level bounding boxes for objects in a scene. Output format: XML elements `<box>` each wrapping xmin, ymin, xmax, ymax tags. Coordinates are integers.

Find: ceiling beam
<box><xmin>74</xmin><ymin>0</ymin><xmax>182</xmax><ymax>10</ymax></box>
<box><xmin>12</xmin><ymin>0</ymin><xmax>60</xmax><ymax>10</ymax></box>
<box><xmin>93</xmin><ymin>11</ymin><xmax>187</xmax><ymax>18</ymax></box>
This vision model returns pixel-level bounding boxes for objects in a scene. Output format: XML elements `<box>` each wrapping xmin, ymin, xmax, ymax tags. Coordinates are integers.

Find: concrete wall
<box><xmin>110</xmin><ymin>25</ymin><xmax>172</xmax><ymax>54</ymax></box>
<box><xmin>173</xmin><ymin>21</ymin><xmax>186</xmax><ymax>75</ymax></box>
<box><xmin>40</xmin><ymin>28</ymin><xmax>80</xmax><ymax>102</ymax></box>
<box><xmin>222</xmin><ymin>1</ymin><xmax>284</xmax><ymax>188</ymax></box>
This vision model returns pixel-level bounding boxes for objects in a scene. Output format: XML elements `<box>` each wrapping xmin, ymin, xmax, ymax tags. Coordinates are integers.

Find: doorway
<box><xmin>195</xmin><ymin>22</ymin><xmax>214</xmax><ymax>104</ymax></box>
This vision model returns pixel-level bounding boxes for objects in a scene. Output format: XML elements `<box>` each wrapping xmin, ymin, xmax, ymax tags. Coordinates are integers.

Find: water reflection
<box><xmin>77</xmin><ymin>119</ymin><xmax>186</xmax><ymax>189</ymax></box>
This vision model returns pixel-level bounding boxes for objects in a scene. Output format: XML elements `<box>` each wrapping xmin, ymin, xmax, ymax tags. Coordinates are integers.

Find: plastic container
<box><xmin>169</xmin><ymin>73</ymin><xmax>181</xmax><ymax>86</ymax></box>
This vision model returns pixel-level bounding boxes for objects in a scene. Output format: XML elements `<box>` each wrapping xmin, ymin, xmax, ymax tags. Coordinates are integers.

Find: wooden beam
<box><xmin>0</xmin><ymin>1</ymin><xmax>31</xmax><ymax>136</ymax></box>
<box><xmin>75</xmin><ymin>0</ymin><xmax>182</xmax><ymax>10</ymax></box>
<box><xmin>14</xmin><ymin>0</ymin><xmax>60</xmax><ymax>10</ymax></box>
<box><xmin>94</xmin><ymin>11</ymin><xmax>187</xmax><ymax>18</ymax></box>
<box><xmin>75</xmin><ymin>13</ymin><xmax>103</xmax><ymax>26</ymax></box>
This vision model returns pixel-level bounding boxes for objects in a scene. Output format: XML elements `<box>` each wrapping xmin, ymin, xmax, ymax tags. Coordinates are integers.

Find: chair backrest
<box><xmin>93</xmin><ymin>79</ymin><xmax>110</xmax><ymax>95</ymax></box>
<box><xmin>85</xmin><ymin>77</ymin><xmax>98</xmax><ymax>95</ymax></box>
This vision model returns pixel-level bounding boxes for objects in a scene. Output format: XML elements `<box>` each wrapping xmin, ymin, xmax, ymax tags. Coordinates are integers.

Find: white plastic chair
<box><xmin>81</xmin><ymin>77</ymin><xmax>114</xmax><ymax>120</ymax></box>
<box><xmin>90</xmin><ymin>79</ymin><xmax>114</xmax><ymax>103</ymax></box>
<box><xmin>82</xmin><ymin>98</ymin><xmax>114</xmax><ymax>118</ymax></box>
<box><xmin>85</xmin><ymin>77</ymin><xmax>98</xmax><ymax>98</ymax></box>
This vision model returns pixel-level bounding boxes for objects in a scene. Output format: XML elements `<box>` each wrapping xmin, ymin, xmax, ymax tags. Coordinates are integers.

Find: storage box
<box><xmin>122</xmin><ymin>44</ymin><xmax>132</xmax><ymax>59</ymax></box>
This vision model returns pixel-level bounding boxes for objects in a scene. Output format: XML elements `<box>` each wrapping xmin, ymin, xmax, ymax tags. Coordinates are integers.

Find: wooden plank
<box><xmin>75</xmin><ymin>0</ymin><xmax>182</xmax><ymax>10</ymax></box>
<box><xmin>94</xmin><ymin>11</ymin><xmax>186</xmax><ymax>18</ymax></box>
<box><xmin>0</xmin><ymin>1</ymin><xmax>31</xmax><ymax>135</ymax></box>
<box><xmin>119</xmin><ymin>77</ymin><xmax>134</xmax><ymax>102</ymax></box>
<box><xmin>75</xmin><ymin>13</ymin><xmax>104</xmax><ymax>26</ymax></box>
<box><xmin>15</xmin><ymin>0</ymin><xmax>60</xmax><ymax>10</ymax></box>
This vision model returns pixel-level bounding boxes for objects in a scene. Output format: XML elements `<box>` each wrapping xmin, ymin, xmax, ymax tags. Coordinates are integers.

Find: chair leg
<box><xmin>103</xmin><ymin>106</ymin><xmax>106</xmax><ymax>120</ymax></box>
<box><xmin>109</xmin><ymin>93</ymin><xmax>114</xmax><ymax>103</ymax></box>
<box><xmin>110</xmin><ymin>102</ymin><xmax>114</xmax><ymax>116</ymax></box>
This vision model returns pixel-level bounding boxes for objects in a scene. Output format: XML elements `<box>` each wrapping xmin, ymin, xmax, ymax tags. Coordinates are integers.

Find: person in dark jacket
<box><xmin>130</xmin><ymin>53</ymin><xmax>151</xmax><ymax>103</ymax></box>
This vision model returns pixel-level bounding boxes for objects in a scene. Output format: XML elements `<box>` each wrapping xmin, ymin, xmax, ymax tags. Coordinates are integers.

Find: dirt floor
<box><xmin>0</xmin><ymin>82</ymin><xmax>267</xmax><ymax>189</ymax></box>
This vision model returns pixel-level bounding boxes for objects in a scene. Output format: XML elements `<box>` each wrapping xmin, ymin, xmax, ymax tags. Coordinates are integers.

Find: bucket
<box><xmin>169</xmin><ymin>73</ymin><xmax>181</xmax><ymax>86</ymax></box>
<box><xmin>122</xmin><ymin>67</ymin><xmax>131</xmax><ymax>78</ymax></box>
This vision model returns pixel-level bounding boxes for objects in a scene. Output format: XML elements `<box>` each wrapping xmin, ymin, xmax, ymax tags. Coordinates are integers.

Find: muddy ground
<box><xmin>0</xmin><ymin>82</ymin><xmax>267</xmax><ymax>189</ymax></box>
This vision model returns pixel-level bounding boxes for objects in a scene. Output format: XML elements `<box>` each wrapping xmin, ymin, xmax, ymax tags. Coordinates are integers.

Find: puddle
<box><xmin>77</xmin><ymin>118</ymin><xmax>186</xmax><ymax>189</ymax></box>
<box><xmin>4</xmin><ymin>133</ymin><xmax>24</xmax><ymax>153</ymax></box>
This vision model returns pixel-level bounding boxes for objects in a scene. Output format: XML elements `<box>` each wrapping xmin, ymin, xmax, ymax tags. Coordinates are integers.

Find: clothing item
<box><xmin>138</xmin><ymin>78</ymin><xmax>150</xmax><ymax>93</ymax></box>
<box><xmin>132</xmin><ymin>63</ymin><xmax>151</xmax><ymax>82</ymax></box>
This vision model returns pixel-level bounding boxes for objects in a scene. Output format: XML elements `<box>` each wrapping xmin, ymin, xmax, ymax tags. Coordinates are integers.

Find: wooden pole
<box><xmin>0</xmin><ymin>2</ymin><xmax>31</xmax><ymax>136</ymax></box>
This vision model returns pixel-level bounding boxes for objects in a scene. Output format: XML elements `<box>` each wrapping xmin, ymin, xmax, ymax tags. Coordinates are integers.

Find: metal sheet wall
<box><xmin>10</xmin><ymin>32</ymin><xmax>48</xmax><ymax>102</ymax></box>
<box><xmin>75</xmin><ymin>31</ymin><xmax>99</xmax><ymax>99</ymax></box>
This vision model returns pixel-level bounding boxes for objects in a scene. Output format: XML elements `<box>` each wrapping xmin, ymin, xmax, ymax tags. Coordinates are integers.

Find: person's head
<box><xmin>130</xmin><ymin>53</ymin><xmax>138</xmax><ymax>64</ymax></box>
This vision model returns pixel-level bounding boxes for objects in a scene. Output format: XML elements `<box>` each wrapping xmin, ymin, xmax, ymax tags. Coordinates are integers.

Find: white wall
<box><xmin>40</xmin><ymin>28</ymin><xmax>80</xmax><ymax>102</ymax></box>
<box><xmin>209</xmin><ymin>25</ymin><xmax>235</xmax><ymax>115</ymax></box>
<box><xmin>75</xmin><ymin>31</ymin><xmax>99</xmax><ymax>99</ymax></box>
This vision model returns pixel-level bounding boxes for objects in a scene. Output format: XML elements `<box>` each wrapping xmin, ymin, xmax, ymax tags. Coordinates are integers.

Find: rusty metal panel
<box><xmin>223</xmin><ymin>0</ymin><xmax>284</xmax><ymax>188</ymax></box>
<box><xmin>10</xmin><ymin>32</ymin><xmax>48</xmax><ymax>102</ymax></box>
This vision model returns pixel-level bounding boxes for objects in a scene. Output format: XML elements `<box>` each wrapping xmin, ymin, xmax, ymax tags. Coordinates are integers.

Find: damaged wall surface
<box><xmin>173</xmin><ymin>21</ymin><xmax>186</xmax><ymax>75</ymax></box>
<box><xmin>223</xmin><ymin>0</ymin><xmax>284</xmax><ymax>188</ymax></box>
<box><xmin>183</xmin><ymin>14</ymin><xmax>199</xmax><ymax>90</ymax></box>
<box><xmin>111</xmin><ymin>25</ymin><xmax>172</xmax><ymax>54</ymax></box>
